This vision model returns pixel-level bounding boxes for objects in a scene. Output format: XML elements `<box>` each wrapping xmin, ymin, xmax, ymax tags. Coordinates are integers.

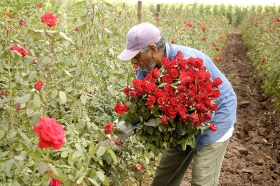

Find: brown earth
<box><xmin>181</xmin><ymin>32</ymin><xmax>280</xmax><ymax>185</ymax></box>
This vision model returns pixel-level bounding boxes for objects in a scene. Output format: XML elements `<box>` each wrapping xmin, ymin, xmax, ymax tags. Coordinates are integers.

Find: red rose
<box><xmin>130</xmin><ymin>91</ymin><xmax>137</xmax><ymax>98</ymax></box>
<box><xmin>160</xmin><ymin>115</ymin><xmax>168</xmax><ymax>124</ymax></box>
<box><xmin>194</xmin><ymin>102</ymin><xmax>204</xmax><ymax>111</ymax></box>
<box><xmin>147</xmin><ymin>96</ymin><xmax>156</xmax><ymax>109</ymax></box>
<box><xmin>6</xmin><ymin>13</ymin><xmax>12</xmax><ymax>17</ymax></box>
<box><xmin>41</xmin><ymin>13</ymin><xmax>58</xmax><ymax>27</ymax></box>
<box><xmin>211</xmin><ymin>90</ymin><xmax>221</xmax><ymax>99</ymax></box>
<box><xmin>180</xmin><ymin>72</ymin><xmax>192</xmax><ymax>85</ymax></box>
<box><xmin>209</xmin><ymin>103</ymin><xmax>218</xmax><ymax>111</ymax></box>
<box><xmin>37</xmin><ymin>4</ymin><xmax>42</xmax><ymax>8</ymax></box>
<box><xmin>74</xmin><ymin>28</ymin><xmax>79</xmax><ymax>32</ymax></box>
<box><xmin>261</xmin><ymin>58</ymin><xmax>266</xmax><ymax>63</ymax></box>
<box><xmin>1</xmin><ymin>90</ymin><xmax>5</xmax><ymax>96</ymax></box>
<box><xmin>169</xmin><ymin>97</ymin><xmax>177</xmax><ymax>105</ymax></box>
<box><xmin>114</xmin><ymin>103</ymin><xmax>129</xmax><ymax>115</ymax></box>
<box><xmin>114</xmin><ymin>141</ymin><xmax>124</xmax><ymax>146</ymax></box>
<box><xmin>153</xmin><ymin>88</ymin><xmax>163</xmax><ymax>97</ymax></box>
<box><xmin>10</xmin><ymin>45</ymin><xmax>29</xmax><ymax>57</ymax></box>
<box><xmin>33</xmin><ymin>117</ymin><xmax>66</xmax><ymax>150</ymax></box>
<box><xmin>34</xmin><ymin>80</ymin><xmax>43</xmax><ymax>91</ymax></box>
<box><xmin>209</xmin><ymin>124</ymin><xmax>217</xmax><ymax>132</ymax></box>
<box><xmin>15</xmin><ymin>104</ymin><xmax>21</xmax><ymax>110</ymax></box>
<box><xmin>193</xmin><ymin>58</ymin><xmax>204</xmax><ymax>68</ymax></box>
<box><xmin>151</xmin><ymin>68</ymin><xmax>161</xmax><ymax>79</ymax></box>
<box><xmin>49</xmin><ymin>178</ymin><xmax>62</xmax><ymax>186</ymax></box>
<box><xmin>168</xmin><ymin>105</ymin><xmax>177</xmax><ymax>119</ymax></box>
<box><xmin>162</xmin><ymin>57</ymin><xmax>171</xmax><ymax>70</ymax></box>
<box><xmin>103</xmin><ymin>123</ymin><xmax>114</xmax><ymax>134</ymax></box>
<box><xmin>123</xmin><ymin>86</ymin><xmax>131</xmax><ymax>95</ymax></box>
<box><xmin>161</xmin><ymin>74</ymin><xmax>173</xmax><ymax>84</ymax></box>
<box><xmin>213</xmin><ymin>77</ymin><xmax>222</xmax><ymax>88</ymax></box>
<box><xmin>19</xmin><ymin>20</ymin><xmax>26</xmax><ymax>26</ymax></box>
<box><xmin>177</xmin><ymin>104</ymin><xmax>187</xmax><ymax>116</ymax></box>
<box><xmin>145</xmin><ymin>82</ymin><xmax>156</xmax><ymax>94</ymax></box>
<box><xmin>169</xmin><ymin>68</ymin><xmax>179</xmax><ymax>78</ymax></box>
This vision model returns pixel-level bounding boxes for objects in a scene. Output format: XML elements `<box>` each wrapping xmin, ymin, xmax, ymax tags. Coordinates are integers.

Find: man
<box><xmin>117</xmin><ymin>22</ymin><xmax>237</xmax><ymax>186</ymax></box>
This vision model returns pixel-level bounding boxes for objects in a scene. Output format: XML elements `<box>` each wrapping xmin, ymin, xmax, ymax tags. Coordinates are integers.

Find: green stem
<box><xmin>43</xmin><ymin>37</ymin><xmax>54</xmax><ymax>117</ymax></box>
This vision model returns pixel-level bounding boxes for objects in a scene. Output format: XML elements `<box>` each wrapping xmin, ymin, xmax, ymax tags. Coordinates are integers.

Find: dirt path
<box><xmin>181</xmin><ymin>32</ymin><xmax>280</xmax><ymax>186</ymax></box>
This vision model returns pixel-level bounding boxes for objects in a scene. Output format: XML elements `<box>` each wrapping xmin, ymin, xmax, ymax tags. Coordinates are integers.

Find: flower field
<box><xmin>0</xmin><ymin>0</ymin><xmax>279</xmax><ymax>185</ymax></box>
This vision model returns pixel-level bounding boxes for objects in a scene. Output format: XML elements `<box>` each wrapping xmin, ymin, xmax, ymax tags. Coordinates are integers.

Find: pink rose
<box><xmin>33</xmin><ymin>117</ymin><xmax>66</xmax><ymax>150</ymax></box>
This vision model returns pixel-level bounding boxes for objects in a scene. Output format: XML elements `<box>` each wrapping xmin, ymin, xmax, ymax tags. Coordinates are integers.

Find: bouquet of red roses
<box><xmin>114</xmin><ymin>51</ymin><xmax>222</xmax><ymax>153</ymax></box>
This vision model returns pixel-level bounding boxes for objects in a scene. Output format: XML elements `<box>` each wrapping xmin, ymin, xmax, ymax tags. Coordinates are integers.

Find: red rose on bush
<box><xmin>123</xmin><ymin>86</ymin><xmax>131</xmax><ymax>95</ymax></box>
<box><xmin>41</xmin><ymin>13</ymin><xmax>58</xmax><ymax>27</ymax></box>
<box><xmin>10</xmin><ymin>45</ymin><xmax>29</xmax><ymax>57</ymax></box>
<box><xmin>104</xmin><ymin>123</ymin><xmax>114</xmax><ymax>134</ymax></box>
<box><xmin>19</xmin><ymin>20</ymin><xmax>26</xmax><ymax>26</ymax></box>
<box><xmin>49</xmin><ymin>178</ymin><xmax>62</xmax><ymax>186</ymax></box>
<box><xmin>34</xmin><ymin>80</ymin><xmax>43</xmax><ymax>91</ymax></box>
<box><xmin>33</xmin><ymin>117</ymin><xmax>66</xmax><ymax>150</ymax></box>
<box><xmin>114</xmin><ymin>103</ymin><xmax>129</xmax><ymax>115</ymax></box>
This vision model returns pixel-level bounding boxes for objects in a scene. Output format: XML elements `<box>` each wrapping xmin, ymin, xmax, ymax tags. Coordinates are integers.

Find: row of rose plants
<box><xmin>240</xmin><ymin>9</ymin><xmax>280</xmax><ymax>109</ymax></box>
<box><xmin>0</xmin><ymin>0</ymin><xmax>234</xmax><ymax>185</ymax></box>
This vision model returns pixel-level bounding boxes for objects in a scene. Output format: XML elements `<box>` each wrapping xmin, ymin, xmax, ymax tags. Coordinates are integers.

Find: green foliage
<box><xmin>240</xmin><ymin>9</ymin><xmax>280</xmax><ymax>108</ymax></box>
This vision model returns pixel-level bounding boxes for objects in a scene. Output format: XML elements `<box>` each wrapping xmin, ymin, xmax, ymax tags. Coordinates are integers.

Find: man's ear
<box><xmin>149</xmin><ymin>44</ymin><xmax>158</xmax><ymax>56</ymax></box>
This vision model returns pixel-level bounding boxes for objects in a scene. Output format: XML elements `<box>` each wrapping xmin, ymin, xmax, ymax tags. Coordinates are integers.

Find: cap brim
<box><xmin>118</xmin><ymin>49</ymin><xmax>141</xmax><ymax>61</ymax></box>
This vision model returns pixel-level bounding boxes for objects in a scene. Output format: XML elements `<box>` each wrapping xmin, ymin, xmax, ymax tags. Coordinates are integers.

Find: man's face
<box><xmin>131</xmin><ymin>50</ymin><xmax>156</xmax><ymax>72</ymax></box>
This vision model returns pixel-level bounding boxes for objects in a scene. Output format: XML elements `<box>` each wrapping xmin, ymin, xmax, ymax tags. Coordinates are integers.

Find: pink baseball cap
<box><xmin>118</xmin><ymin>22</ymin><xmax>161</xmax><ymax>61</ymax></box>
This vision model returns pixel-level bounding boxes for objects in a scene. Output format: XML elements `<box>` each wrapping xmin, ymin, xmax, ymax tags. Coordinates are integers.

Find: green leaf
<box><xmin>76</xmin><ymin>175</ymin><xmax>85</xmax><ymax>184</ymax></box>
<box><xmin>96</xmin><ymin>146</ymin><xmax>106</xmax><ymax>158</ymax></box>
<box><xmin>52</xmin><ymin>90</ymin><xmax>58</xmax><ymax>98</ymax></box>
<box><xmin>14</xmin><ymin>156</ymin><xmax>24</xmax><ymax>161</ymax></box>
<box><xmin>72</xmin><ymin>151</ymin><xmax>82</xmax><ymax>159</ymax></box>
<box><xmin>47</xmin><ymin>163</ymin><xmax>58</xmax><ymax>175</ymax></box>
<box><xmin>0</xmin><ymin>130</ymin><xmax>5</xmax><ymax>140</ymax></box>
<box><xmin>28</xmin><ymin>71</ymin><xmax>38</xmax><ymax>81</ymax></box>
<box><xmin>38</xmin><ymin>161</ymin><xmax>47</xmax><ymax>175</ymax></box>
<box><xmin>59</xmin><ymin>32</ymin><xmax>74</xmax><ymax>44</ymax></box>
<box><xmin>18</xmin><ymin>131</ymin><xmax>31</xmax><ymax>144</ymax></box>
<box><xmin>64</xmin><ymin>70</ymin><xmax>73</xmax><ymax>77</ymax></box>
<box><xmin>59</xmin><ymin>91</ymin><xmax>67</xmax><ymax>104</ymax></box>
<box><xmin>75</xmin><ymin>143</ymin><xmax>82</xmax><ymax>151</ymax></box>
<box><xmin>106</xmin><ymin>147</ymin><xmax>117</xmax><ymax>164</ymax></box>
<box><xmin>88</xmin><ymin>178</ymin><xmax>100</xmax><ymax>186</ymax></box>
<box><xmin>61</xmin><ymin>151</ymin><xmax>68</xmax><ymax>158</ymax></box>
<box><xmin>33</xmin><ymin>149</ymin><xmax>41</xmax><ymax>161</ymax></box>
<box><xmin>33</xmin><ymin>93</ymin><xmax>41</xmax><ymax>107</ymax></box>
<box><xmin>96</xmin><ymin>171</ymin><xmax>105</xmax><ymax>181</ymax></box>
<box><xmin>14</xmin><ymin>93</ymin><xmax>31</xmax><ymax>104</ymax></box>
<box><xmin>80</xmin><ymin>95</ymin><xmax>87</xmax><ymax>104</ymax></box>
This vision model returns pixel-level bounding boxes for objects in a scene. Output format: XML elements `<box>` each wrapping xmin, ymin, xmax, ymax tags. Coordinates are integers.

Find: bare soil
<box><xmin>181</xmin><ymin>32</ymin><xmax>280</xmax><ymax>186</ymax></box>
